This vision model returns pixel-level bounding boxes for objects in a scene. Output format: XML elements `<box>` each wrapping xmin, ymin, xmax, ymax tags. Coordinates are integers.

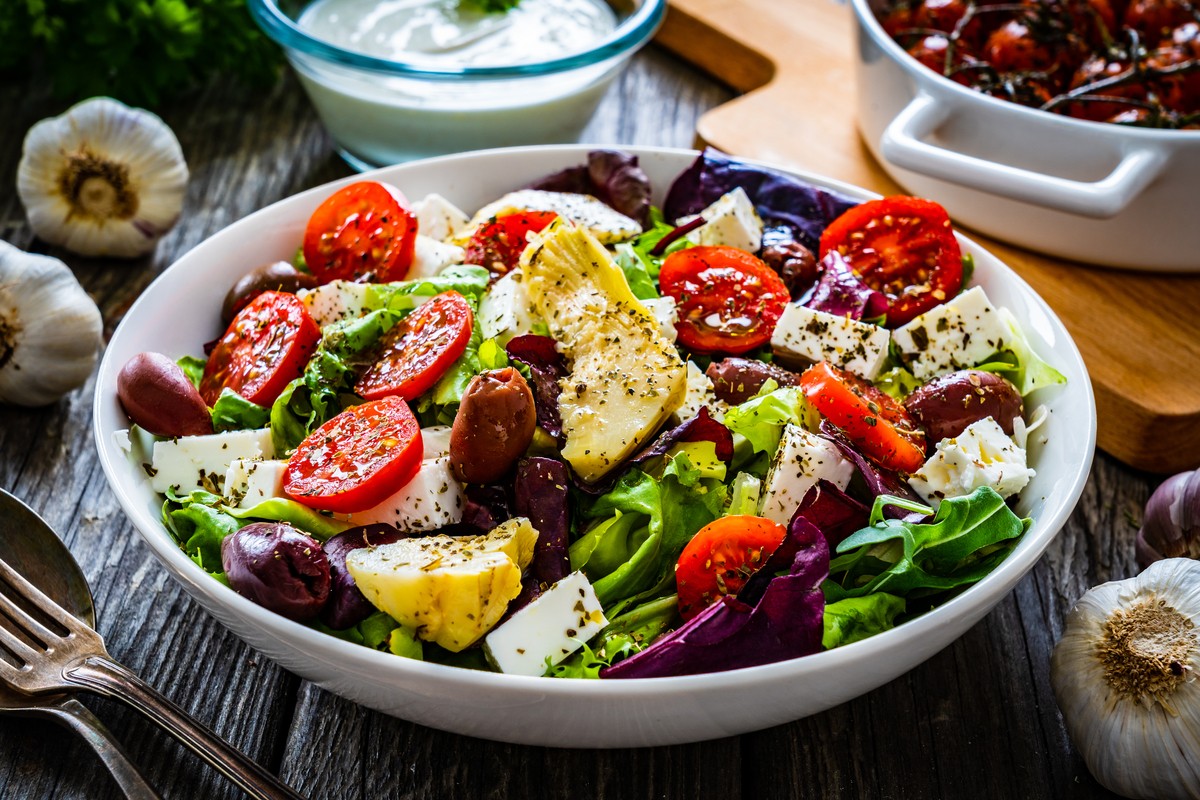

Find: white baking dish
<box><xmin>851</xmin><ymin>0</ymin><xmax>1200</xmax><ymax>272</ymax></box>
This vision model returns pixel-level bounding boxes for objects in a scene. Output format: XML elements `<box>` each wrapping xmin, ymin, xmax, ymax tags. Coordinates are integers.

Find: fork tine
<box><xmin>0</xmin><ymin>620</ymin><xmax>38</xmax><ymax>666</ymax></box>
<box><xmin>0</xmin><ymin>582</ymin><xmax>59</xmax><ymax>648</ymax></box>
<box><xmin>0</xmin><ymin>557</ymin><xmax>79</xmax><ymax>631</ymax></box>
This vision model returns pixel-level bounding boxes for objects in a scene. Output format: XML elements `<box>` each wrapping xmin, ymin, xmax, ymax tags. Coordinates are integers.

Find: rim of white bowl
<box><xmin>94</xmin><ymin>144</ymin><xmax>1096</xmax><ymax>697</ymax></box>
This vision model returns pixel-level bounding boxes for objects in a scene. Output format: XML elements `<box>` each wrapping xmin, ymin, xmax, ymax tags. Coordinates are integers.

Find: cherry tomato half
<box><xmin>658</xmin><ymin>246</ymin><xmax>790</xmax><ymax>354</ymax></box>
<box><xmin>819</xmin><ymin>196</ymin><xmax>964</xmax><ymax>328</ymax></box>
<box><xmin>463</xmin><ymin>211</ymin><xmax>558</xmax><ymax>278</ymax></box>
<box><xmin>676</xmin><ymin>516</ymin><xmax>787</xmax><ymax>621</ymax></box>
<box><xmin>799</xmin><ymin>362</ymin><xmax>927</xmax><ymax>474</ymax></box>
<box><xmin>199</xmin><ymin>291</ymin><xmax>320</xmax><ymax>408</ymax></box>
<box><xmin>283</xmin><ymin>396</ymin><xmax>423</xmax><ymax>513</ymax></box>
<box><xmin>355</xmin><ymin>291</ymin><xmax>474</xmax><ymax>402</ymax></box>
<box><xmin>302</xmin><ymin>181</ymin><xmax>417</xmax><ymax>284</ymax></box>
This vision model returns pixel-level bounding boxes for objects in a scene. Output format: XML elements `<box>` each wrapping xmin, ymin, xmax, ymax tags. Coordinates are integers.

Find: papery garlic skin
<box><xmin>17</xmin><ymin>97</ymin><xmax>188</xmax><ymax>258</ymax></box>
<box><xmin>0</xmin><ymin>240</ymin><xmax>103</xmax><ymax>406</ymax></box>
<box><xmin>1052</xmin><ymin>558</ymin><xmax>1200</xmax><ymax>800</ymax></box>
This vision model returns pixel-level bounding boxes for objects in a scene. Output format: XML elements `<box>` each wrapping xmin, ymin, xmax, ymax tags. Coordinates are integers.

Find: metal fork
<box><xmin>0</xmin><ymin>556</ymin><xmax>305</xmax><ymax>800</ymax></box>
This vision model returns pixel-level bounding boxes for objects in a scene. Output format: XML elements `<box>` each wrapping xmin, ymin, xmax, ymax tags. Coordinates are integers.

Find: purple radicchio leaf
<box><xmin>506</xmin><ymin>334</ymin><xmax>566</xmax><ymax>442</ymax></box>
<box><xmin>663</xmin><ymin>148</ymin><xmax>859</xmax><ymax>254</ymax></box>
<box><xmin>601</xmin><ymin>516</ymin><xmax>828</xmax><ymax>678</ymax></box>
<box><xmin>792</xmin><ymin>480</ymin><xmax>871</xmax><ymax>550</ymax></box>
<box><xmin>515</xmin><ymin>457</ymin><xmax>571</xmax><ymax>588</ymax></box>
<box><xmin>820</xmin><ymin>421</ymin><xmax>929</xmax><ymax>523</ymax></box>
<box><xmin>802</xmin><ymin>251</ymin><xmax>889</xmax><ymax>321</ymax></box>
<box><xmin>525</xmin><ymin>150</ymin><xmax>652</xmax><ymax>227</ymax></box>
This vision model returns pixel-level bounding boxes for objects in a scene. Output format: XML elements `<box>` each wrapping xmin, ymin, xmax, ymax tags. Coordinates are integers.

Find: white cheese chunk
<box><xmin>478</xmin><ymin>270</ymin><xmax>541</xmax><ymax>344</ymax></box>
<box><xmin>347</xmin><ymin>455</ymin><xmax>465</xmax><ymax>533</ymax></box>
<box><xmin>420</xmin><ymin>426</ymin><xmax>452</xmax><ymax>461</ymax></box>
<box><xmin>466</xmin><ymin>190</ymin><xmax>642</xmax><ymax>244</ymax></box>
<box><xmin>683</xmin><ymin>187</ymin><xmax>763</xmax><ymax>252</ymax></box>
<box><xmin>675</xmin><ymin>361</ymin><xmax>728</xmax><ymax>423</ymax></box>
<box><xmin>298</xmin><ymin>281</ymin><xmax>373</xmax><ymax>329</ymax></box>
<box><xmin>641</xmin><ymin>296</ymin><xmax>678</xmax><ymax>344</ymax></box>
<box><xmin>483</xmin><ymin>571</ymin><xmax>608</xmax><ymax>677</ymax></box>
<box><xmin>407</xmin><ymin>234</ymin><xmax>465</xmax><ymax>279</ymax></box>
<box><xmin>414</xmin><ymin>193</ymin><xmax>470</xmax><ymax>242</ymax></box>
<box><xmin>908</xmin><ymin>417</ymin><xmax>1035</xmax><ymax>509</ymax></box>
<box><xmin>891</xmin><ymin>286</ymin><xmax>1011</xmax><ymax>380</ymax></box>
<box><xmin>759</xmin><ymin>424</ymin><xmax>854</xmax><ymax>525</ymax></box>
<box><xmin>150</xmin><ymin>428</ymin><xmax>275</xmax><ymax>494</ymax></box>
<box><xmin>224</xmin><ymin>459</ymin><xmax>288</xmax><ymax>509</ymax></box>
<box><xmin>771</xmin><ymin>303</ymin><xmax>891</xmax><ymax>379</ymax></box>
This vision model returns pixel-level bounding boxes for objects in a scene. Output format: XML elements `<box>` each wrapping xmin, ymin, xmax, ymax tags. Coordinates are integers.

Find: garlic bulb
<box><xmin>0</xmin><ymin>240</ymin><xmax>103</xmax><ymax>406</ymax></box>
<box><xmin>1052</xmin><ymin>558</ymin><xmax>1200</xmax><ymax>800</ymax></box>
<box><xmin>17</xmin><ymin>97</ymin><xmax>188</xmax><ymax>258</ymax></box>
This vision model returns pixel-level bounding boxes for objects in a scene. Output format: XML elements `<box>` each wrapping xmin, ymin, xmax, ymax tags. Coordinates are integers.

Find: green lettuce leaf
<box><xmin>822</xmin><ymin>593</ymin><xmax>905</xmax><ymax>650</ymax></box>
<box><xmin>211</xmin><ymin>388</ymin><xmax>271</xmax><ymax>432</ymax></box>
<box><xmin>177</xmin><ymin>355</ymin><xmax>206</xmax><ymax>389</ymax></box>
<box><xmin>874</xmin><ymin>366</ymin><xmax>921</xmax><ymax>402</ymax></box>
<box><xmin>314</xmin><ymin>612</ymin><xmax>424</xmax><ymax>659</ymax></box>
<box><xmin>547</xmin><ymin>595</ymin><xmax>679</xmax><ymax>679</ymax></box>
<box><xmin>723</xmin><ymin>385</ymin><xmax>820</xmax><ymax>459</ymax></box>
<box><xmin>611</xmin><ymin>207</ymin><xmax>696</xmax><ymax>300</ymax></box>
<box><xmin>973</xmin><ymin>308</ymin><xmax>1067</xmax><ymax>397</ymax></box>
<box><xmin>225</xmin><ymin>498</ymin><xmax>350</xmax><ymax>541</ymax></box>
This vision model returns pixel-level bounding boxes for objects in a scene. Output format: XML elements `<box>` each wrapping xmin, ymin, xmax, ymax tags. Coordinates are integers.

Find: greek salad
<box><xmin>115</xmin><ymin>149</ymin><xmax>1065</xmax><ymax>678</ymax></box>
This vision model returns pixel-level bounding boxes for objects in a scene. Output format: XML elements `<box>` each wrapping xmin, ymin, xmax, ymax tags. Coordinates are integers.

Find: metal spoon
<box><xmin>0</xmin><ymin>489</ymin><xmax>161</xmax><ymax>800</ymax></box>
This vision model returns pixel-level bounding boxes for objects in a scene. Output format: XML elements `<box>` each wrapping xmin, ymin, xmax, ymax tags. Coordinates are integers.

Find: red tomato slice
<box><xmin>818</xmin><ymin>196</ymin><xmax>963</xmax><ymax>327</ymax></box>
<box><xmin>355</xmin><ymin>291</ymin><xmax>474</xmax><ymax>401</ymax></box>
<box><xmin>199</xmin><ymin>291</ymin><xmax>319</xmax><ymax>408</ymax></box>
<box><xmin>283</xmin><ymin>396</ymin><xmax>423</xmax><ymax>513</ymax></box>
<box><xmin>302</xmin><ymin>181</ymin><xmax>417</xmax><ymax>284</ymax></box>
<box><xmin>799</xmin><ymin>362</ymin><xmax>927</xmax><ymax>473</ymax></box>
<box><xmin>463</xmin><ymin>211</ymin><xmax>558</xmax><ymax>278</ymax></box>
<box><xmin>658</xmin><ymin>246</ymin><xmax>790</xmax><ymax>354</ymax></box>
<box><xmin>676</xmin><ymin>516</ymin><xmax>787</xmax><ymax>621</ymax></box>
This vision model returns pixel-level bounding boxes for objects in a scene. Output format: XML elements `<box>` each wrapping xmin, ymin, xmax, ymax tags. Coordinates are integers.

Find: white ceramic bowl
<box><xmin>94</xmin><ymin>145</ymin><xmax>1095</xmax><ymax>748</ymax></box>
<box><xmin>851</xmin><ymin>0</ymin><xmax>1200</xmax><ymax>272</ymax></box>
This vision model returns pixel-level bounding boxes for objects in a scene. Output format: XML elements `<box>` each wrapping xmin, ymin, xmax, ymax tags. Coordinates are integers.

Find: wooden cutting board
<box><xmin>654</xmin><ymin>0</ymin><xmax>1200</xmax><ymax>475</ymax></box>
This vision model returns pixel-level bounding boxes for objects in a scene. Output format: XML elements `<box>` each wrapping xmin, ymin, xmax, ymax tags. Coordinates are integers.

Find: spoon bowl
<box><xmin>0</xmin><ymin>489</ymin><xmax>94</xmax><ymax>625</ymax></box>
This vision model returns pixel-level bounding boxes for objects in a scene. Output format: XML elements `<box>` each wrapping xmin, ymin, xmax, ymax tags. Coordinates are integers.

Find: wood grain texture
<box><xmin>0</xmin><ymin>37</ymin><xmax>1154</xmax><ymax>800</ymax></box>
<box><xmin>657</xmin><ymin>0</ymin><xmax>1200</xmax><ymax>475</ymax></box>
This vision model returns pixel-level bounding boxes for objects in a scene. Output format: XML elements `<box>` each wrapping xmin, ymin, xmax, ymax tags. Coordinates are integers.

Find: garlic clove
<box><xmin>1052</xmin><ymin>558</ymin><xmax>1200</xmax><ymax>800</ymax></box>
<box><xmin>17</xmin><ymin>97</ymin><xmax>188</xmax><ymax>259</ymax></box>
<box><xmin>1137</xmin><ymin>470</ymin><xmax>1200</xmax><ymax>568</ymax></box>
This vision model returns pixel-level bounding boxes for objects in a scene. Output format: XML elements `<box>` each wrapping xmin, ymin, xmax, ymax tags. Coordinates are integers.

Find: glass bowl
<box><xmin>249</xmin><ymin>0</ymin><xmax>667</xmax><ymax>168</ymax></box>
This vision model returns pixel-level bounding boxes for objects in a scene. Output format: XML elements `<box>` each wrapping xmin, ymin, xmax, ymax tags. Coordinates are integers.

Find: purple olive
<box><xmin>321</xmin><ymin>524</ymin><xmax>405</xmax><ymax>630</ymax></box>
<box><xmin>760</xmin><ymin>227</ymin><xmax>819</xmax><ymax>298</ymax></box>
<box><xmin>222</xmin><ymin>522</ymin><xmax>331</xmax><ymax>622</ymax></box>
<box><xmin>117</xmin><ymin>352</ymin><xmax>213</xmax><ymax>437</ymax></box>
<box><xmin>221</xmin><ymin>261</ymin><xmax>319</xmax><ymax>325</ymax></box>
<box><xmin>706</xmin><ymin>357</ymin><xmax>801</xmax><ymax>405</ymax></box>
<box><xmin>904</xmin><ymin>370</ymin><xmax>1024</xmax><ymax>443</ymax></box>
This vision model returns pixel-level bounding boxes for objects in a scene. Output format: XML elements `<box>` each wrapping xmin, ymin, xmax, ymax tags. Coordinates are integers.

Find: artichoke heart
<box><xmin>345</xmin><ymin>518</ymin><xmax>538</xmax><ymax>652</ymax></box>
<box><xmin>521</xmin><ymin>218</ymin><xmax>686</xmax><ymax>483</ymax></box>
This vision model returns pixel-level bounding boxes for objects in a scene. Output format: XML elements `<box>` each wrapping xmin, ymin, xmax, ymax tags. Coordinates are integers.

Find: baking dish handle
<box><xmin>880</xmin><ymin>92</ymin><xmax>1167</xmax><ymax>219</ymax></box>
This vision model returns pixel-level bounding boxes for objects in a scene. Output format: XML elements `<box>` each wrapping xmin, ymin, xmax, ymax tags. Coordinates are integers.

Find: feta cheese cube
<box><xmin>483</xmin><ymin>571</ymin><xmax>608</xmax><ymax>676</ymax></box>
<box><xmin>299</xmin><ymin>281</ymin><xmax>373</xmax><ymax>329</ymax></box>
<box><xmin>407</xmin><ymin>234</ymin><xmax>465</xmax><ymax>279</ymax></box>
<box><xmin>891</xmin><ymin>286</ymin><xmax>1011</xmax><ymax>380</ymax></box>
<box><xmin>641</xmin><ymin>296</ymin><xmax>678</xmax><ymax>344</ymax></box>
<box><xmin>771</xmin><ymin>303</ymin><xmax>891</xmax><ymax>379</ymax></box>
<box><xmin>414</xmin><ymin>193</ymin><xmax>470</xmax><ymax>242</ymax></box>
<box><xmin>675</xmin><ymin>361</ymin><xmax>728</xmax><ymax>422</ymax></box>
<box><xmin>908</xmin><ymin>417</ymin><xmax>1035</xmax><ymax>509</ymax></box>
<box><xmin>478</xmin><ymin>270</ymin><xmax>542</xmax><ymax>344</ymax></box>
<box><xmin>149</xmin><ymin>428</ymin><xmax>275</xmax><ymax>494</ymax></box>
<box><xmin>684</xmin><ymin>187</ymin><xmax>763</xmax><ymax>252</ymax></box>
<box><xmin>759</xmin><ymin>424</ymin><xmax>854</xmax><ymax>525</ymax></box>
<box><xmin>224</xmin><ymin>459</ymin><xmax>287</xmax><ymax>508</ymax></box>
<box><xmin>420</xmin><ymin>426</ymin><xmax>452</xmax><ymax>461</ymax></box>
<box><xmin>347</xmin><ymin>455</ymin><xmax>465</xmax><ymax>533</ymax></box>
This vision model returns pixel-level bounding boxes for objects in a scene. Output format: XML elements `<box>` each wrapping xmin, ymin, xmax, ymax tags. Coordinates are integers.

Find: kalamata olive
<box><xmin>450</xmin><ymin>367</ymin><xmax>536</xmax><ymax>484</ymax></box>
<box><xmin>117</xmin><ymin>352</ymin><xmax>212</xmax><ymax>437</ymax></box>
<box><xmin>322</xmin><ymin>524</ymin><xmax>405</xmax><ymax>630</ymax></box>
<box><xmin>221</xmin><ymin>261</ymin><xmax>319</xmax><ymax>325</ymax></box>
<box><xmin>706</xmin><ymin>357</ymin><xmax>801</xmax><ymax>405</ymax></box>
<box><xmin>222</xmin><ymin>522</ymin><xmax>331</xmax><ymax>622</ymax></box>
<box><xmin>760</xmin><ymin>227</ymin><xmax>819</xmax><ymax>298</ymax></box>
<box><xmin>904</xmin><ymin>370</ymin><xmax>1024</xmax><ymax>443</ymax></box>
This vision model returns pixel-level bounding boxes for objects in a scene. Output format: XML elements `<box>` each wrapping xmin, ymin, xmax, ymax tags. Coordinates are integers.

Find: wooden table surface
<box><xmin>0</xmin><ymin>42</ymin><xmax>1149</xmax><ymax>800</ymax></box>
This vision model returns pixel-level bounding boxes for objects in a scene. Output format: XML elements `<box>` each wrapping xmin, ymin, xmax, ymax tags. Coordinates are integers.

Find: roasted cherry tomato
<box><xmin>658</xmin><ymin>246</ymin><xmax>790</xmax><ymax>354</ymax></box>
<box><xmin>199</xmin><ymin>291</ymin><xmax>320</xmax><ymax>407</ymax></box>
<box><xmin>819</xmin><ymin>196</ymin><xmax>964</xmax><ymax>328</ymax></box>
<box><xmin>355</xmin><ymin>291</ymin><xmax>474</xmax><ymax>401</ymax></box>
<box><xmin>799</xmin><ymin>362</ymin><xmax>927</xmax><ymax>474</ymax></box>
<box><xmin>283</xmin><ymin>396</ymin><xmax>423</xmax><ymax>513</ymax></box>
<box><xmin>463</xmin><ymin>211</ymin><xmax>558</xmax><ymax>278</ymax></box>
<box><xmin>675</xmin><ymin>516</ymin><xmax>787</xmax><ymax>621</ymax></box>
<box><xmin>302</xmin><ymin>181</ymin><xmax>417</xmax><ymax>284</ymax></box>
